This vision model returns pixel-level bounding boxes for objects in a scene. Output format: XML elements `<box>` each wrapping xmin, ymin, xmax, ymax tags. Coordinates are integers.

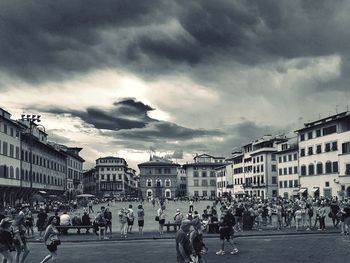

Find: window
<box><xmin>316</xmin><ymin>163</ymin><xmax>323</xmax><ymax>174</ymax></box>
<box><xmin>294</xmin><ymin>180</ymin><xmax>298</xmax><ymax>187</ymax></box>
<box><xmin>346</xmin><ymin>164</ymin><xmax>350</xmax><ymax>175</ymax></box>
<box><xmin>202</xmin><ymin>171</ymin><xmax>207</xmax><ymax>177</ymax></box>
<box><xmin>325</xmin><ymin>161</ymin><xmax>332</xmax><ymax>173</ymax></box>
<box><xmin>271</xmin><ymin>165</ymin><xmax>276</xmax><ymax>172</ymax></box>
<box><xmin>202</xmin><ymin>191</ymin><xmax>207</xmax><ymax>197</ymax></box>
<box><xmin>279</xmin><ymin>168</ymin><xmax>282</xmax><ymax>175</ymax></box>
<box><xmin>288</xmin><ymin>155</ymin><xmax>292</xmax><ymax>161</ymax></box>
<box><xmin>2</xmin><ymin>142</ymin><xmax>8</xmax><ymax>156</ymax></box>
<box><xmin>325</xmin><ymin>181</ymin><xmax>330</xmax><ymax>187</ymax></box>
<box><xmin>202</xmin><ymin>180</ymin><xmax>208</xmax><ymax>186</ymax></box>
<box><xmin>308</xmin><ymin>164</ymin><xmax>314</xmax><ymax>175</ymax></box>
<box><xmin>210</xmin><ymin>171</ymin><xmax>215</xmax><ymax>177</ymax></box>
<box><xmin>279</xmin><ymin>181</ymin><xmax>283</xmax><ymax>188</ymax></box>
<box><xmin>325</xmin><ymin>143</ymin><xmax>331</xmax><ymax>152</ymax></box>
<box><xmin>316</xmin><ymin>145</ymin><xmax>322</xmax><ymax>154</ymax></box>
<box><xmin>210</xmin><ymin>179</ymin><xmax>216</xmax><ymax>186</ymax></box>
<box><xmin>278</xmin><ymin>157</ymin><xmax>282</xmax><ymax>163</ymax></box>
<box><xmin>342</xmin><ymin>142</ymin><xmax>350</xmax><ymax>154</ymax></box>
<box><xmin>283</xmin><ymin>181</ymin><xmax>287</xmax><ymax>188</ymax></box>
<box><xmin>316</xmin><ymin>129</ymin><xmax>321</xmax><ymax>137</ymax></box>
<box><xmin>147</xmin><ymin>180</ymin><xmax>152</xmax><ymax>187</ymax></box>
<box><xmin>9</xmin><ymin>145</ymin><xmax>14</xmax><ymax>158</ymax></box>
<box><xmin>332</xmin><ymin>141</ymin><xmax>338</xmax><ymax>151</ymax></box>
<box><xmin>289</xmin><ymin>180</ymin><xmax>293</xmax><ymax>188</ymax></box>
<box><xmin>271</xmin><ymin>154</ymin><xmax>276</xmax><ymax>161</ymax></box>
<box><xmin>165</xmin><ymin>180</ymin><xmax>171</xmax><ymax>187</ymax></box>
<box><xmin>283</xmin><ymin>168</ymin><xmax>287</xmax><ymax>175</ymax></box>
<box><xmin>300</xmin><ymin>134</ymin><xmax>305</xmax><ymax>141</ymax></box>
<box><xmin>288</xmin><ymin>167</ymin><xmax>292</xmax><ymax>175</ymax></box>
<box><xmin>293</xmin><ymin>153</ymin><xmax>298</xmax><ymax>160</ymax></box>
<box><xmin>300</xmin><ymin>149</ymin><xmax>305</xmax><ymax>157</ymax></box>
<box><xmin>301</xmin><ymin>165</ymin><xmax>306</xmax><ymax>176</ymax></box>
<box><xmin>271</xmin><ymin>176</ymin><xmax>277</xmax><ymax>184</ymax></box>
<box><xmin>283</xmin><ymin>156</ymin><xmax>287</xmax><ymax>162</ymax></box>
<box><xmin>332</xmin><ymin>162</ymin><xmax>338</xmax><ymax>173</ymax></box>
<box><xmin>193</xmin><ymin>171</ymin><xmax>199</xmax><ymax>177</ymax></box>
<box><xmin>211</xmin><ymin>191</ymin><xmax>216</xmax><ymax>197</ymax></box>
<box><xmin>194</xmin><ymin>179</ymin><xmax>199</xmax><ymax>186</ymax></box>
<box><xmin>308</xmin><ymin>147</ymin><xmax>313</xmax><ymax>155</ymax></box>
<box><xmin>322</xmin><ymin>125</ymin><xmax>336</xmax><ymax>136</ymax></box>
<box><xmin>307</xmin><ymin>131</ymin><xmax>313</xmax><ymax>140</ymax></box>
<box><xmin>294</xmin><ymin>166</ymin><xmax>298</xmax><ymax>174</ymax></box>
<box><xmin>194</xmin><ymin>191</ymin><xmax>199</xmax><ymax>197</ymax></box>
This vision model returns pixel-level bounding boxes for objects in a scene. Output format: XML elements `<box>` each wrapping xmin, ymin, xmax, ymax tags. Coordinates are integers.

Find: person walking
<box><xmin>175</xmin><ymin>220</ymin><xmax>192</xmax><ymax>263</ymax></box>
<box><xmin>157</xmin><ymin>205</ymin><xmax>166</xmax><ymax>236</ymax></box>
<box><xmin>40</xmin><ymin>217</ymin><xmax>60</xmax><ymax>263</ymax></box>
<box><xmin>36</xmin><ymin>209</ymin><xmax>48</xmax><ymax>240</ymax></box>
<box><xmin>215</xmin><ymin>206</ymin><xmax>238</xmax><ymax>256</ymax></box>
<box><xmin>12</xmin><ymin>206</ymin><xmax>30</xmax><ymax>263</ymax></box>
<box><xmin>0</xmin><ymin>218</ymin><xmax>14</xmax><ymax>263</ymax></box>
<box><xmin>190</xmin><ymin>218</ymin><xmax>207</xmax><ymax>263</ymax></box>
<box><xmin>137</xmin><ymin>205</ymin><xmax>145</xmax><ymax>235</ymax></box>
<box><xmin>330</xmin><ymin>200</ymin><xmax>340</xmax><ymax>229</ymax></box>
<box><xmin>24</xmin><ymin>209</ymin><xmax>34</xmax><ymax>237</ymax></box>
<box><xmin>88</xmin><ymin>200</ymin><xmax>94</xmax><ymax>214</ymax></box>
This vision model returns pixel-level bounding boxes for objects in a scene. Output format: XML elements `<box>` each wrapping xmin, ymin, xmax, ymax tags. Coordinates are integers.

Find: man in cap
<box><xmin>175</xmin><ymin>219</ymin><xmax>193</xmax><ymax>263</ymax></box>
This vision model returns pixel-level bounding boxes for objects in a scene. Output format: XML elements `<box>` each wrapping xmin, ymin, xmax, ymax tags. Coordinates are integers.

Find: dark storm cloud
<box><xmin>1</xmin><ymin>0</ymin><xmax>350</xmax><ymax>88</ymax></box>
<box><xmin>31</xmin><ymin>98</ymin><xmax>156</xmax><ymax>130</ymax></box>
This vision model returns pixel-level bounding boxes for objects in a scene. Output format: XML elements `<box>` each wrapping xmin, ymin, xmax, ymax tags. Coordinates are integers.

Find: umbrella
<box><xmin>76</xmin><ymin>194</ymin><xmax>95</xmax><ymax>198</ymax></box>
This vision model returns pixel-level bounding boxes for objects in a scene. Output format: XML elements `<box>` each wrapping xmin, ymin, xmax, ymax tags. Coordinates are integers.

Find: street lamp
<box><xmin>21</xmin><ymin>114</ymin><xmax>45</xmax><ymax>205</ymax></box>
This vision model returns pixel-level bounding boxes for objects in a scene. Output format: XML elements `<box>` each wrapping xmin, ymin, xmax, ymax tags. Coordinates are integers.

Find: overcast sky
<box><xmin>1</xmin><ymin>0</ymin><xmax>350</xmax><ymax>170</ymax></box>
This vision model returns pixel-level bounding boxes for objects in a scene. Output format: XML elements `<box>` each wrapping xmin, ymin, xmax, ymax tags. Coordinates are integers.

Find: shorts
<box><xmin>138</xmin><ymin>220</ymin><xmax>144</xmax><ymax>227</ymax></box>
<box><xmin>46</xmin><ymin>244</ymin><xmax>57</xmax><ymax>253</ymax></box>
<box><xmin>127</xmin><ymin>219</ymin><xmax>134</xmax><ymax>226</ymax></box>
<box><xmin>219</xmin><ymin>228</ymin><xmax>231</xmax><ymax>240</ymax></box>
<box><xmin>159</xmin><ymin>219</ymin><xmax>165</xmax><ymax>225</ymax></box>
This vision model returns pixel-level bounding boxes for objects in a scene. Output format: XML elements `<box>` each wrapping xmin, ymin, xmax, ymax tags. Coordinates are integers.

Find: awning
<box><xmin>298</xmin><ymin>188</ymin><xmax>307</xmax><ymax>193</ymax></box>
<box><xmin>311</xmin><ymin>187</ymin><xmax>319</xmax><ymax>193</ymax></box>
<box><xmin>38</xmin><ymin>190</ymin><xmax>47</xmax><ymax>194</ymax></box>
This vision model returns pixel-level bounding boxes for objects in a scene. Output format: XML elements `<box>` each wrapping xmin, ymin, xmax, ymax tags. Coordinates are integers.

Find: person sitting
<box><xmin>81</xmin><ymin>211</ymin><xmax>92</xmax><ymax>234</ymax></box>
<box><xmin>72</xmin><ymin>214</ymin><xmax>82</xmax><ymax>226</ymax></box>
<box><xmin>59</xmin><ymin>211</ymin><xmax>71</xmax><ymax>234</ymax></box>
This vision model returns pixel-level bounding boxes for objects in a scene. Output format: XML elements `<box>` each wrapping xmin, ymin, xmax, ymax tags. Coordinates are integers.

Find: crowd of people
<box><xmin>0</xmin><ymin>196</ymin><xmax>350</xmax><ymax>262</ymax></box>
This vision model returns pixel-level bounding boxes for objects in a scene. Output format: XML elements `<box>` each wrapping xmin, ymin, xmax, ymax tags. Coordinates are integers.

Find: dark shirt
<box><xmin>235</xmin><ymin>207</ymin><xmax>244</xmax><ymax>217</ymax></box>
<box><xmin>175</xmin><ymin>229</ymin><xmax>191</xmax><ymax>261</ymax></box>
<box><xmin>37</xmin><ymin>212</ymin><xmax>48</xmax><ymax>225</ymax></box>
<box><xmin>82</xmin><ymin>214</ymin><xmax>91</xmax><ymax>225</ymax></box>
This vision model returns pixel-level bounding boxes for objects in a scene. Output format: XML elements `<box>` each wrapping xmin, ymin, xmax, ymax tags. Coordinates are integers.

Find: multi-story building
<box><xmin>215</xmin><ymin>162</ymin><xmax>234</xmax><ymax>197</ymax></box>
<box><xmin>126</xmin><ymin>167</ymin><xmax>138</xmax><ymax>197</ymax></box>
<box><xmin>177</xmin><ymin>167</ymin><xmax>187</xmax><ymax>197</ymax></box>
<box><xmin>138</xmin><ymin>156</ymin><xmax>179</xmax><ymax>199</ymax></box>
<box><xmin>183</xmin><ymin>154</ymin><xmax>225</xmax><ymax>198</ymax></box>
<box><xmin>231</xmin><ymin>136</ymin><xmax>283</xmax><ymax>199</ymax></box>
<box><xmin>296</xmin><ymin>111</ymin><xmax>350</xmax><ymax>199</ymax></box>
<box><xmin>0</xmin><ymin>108</ymin><xmax>22</xmax><ymax>206</ymax></box>
<box><xmin>82</xmin><ymin>168</ymin><xmax>97</xmax><ymax>195</ymax></box>
<box><xmin>95</xmin><ymin>156</ymin><xmax>130</xmax><ymax>197</ymax></box>
<box><xmin>276</xmin><ymin>137</ymin><xmax>299</xmax><ymax>199</ymax></box>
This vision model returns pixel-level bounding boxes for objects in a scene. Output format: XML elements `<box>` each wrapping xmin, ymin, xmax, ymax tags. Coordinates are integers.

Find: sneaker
<box><xmin>230</xmin><ymin>248</ymin><xmax>239</xmax><ymax>255</ymax></box>
<box><xmin>216</xmin><ymin>250</ymin><xmax>225</xmax><ymax>255</ymax></box>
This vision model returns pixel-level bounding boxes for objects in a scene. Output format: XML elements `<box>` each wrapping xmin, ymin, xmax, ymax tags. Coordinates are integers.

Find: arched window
<box><xmin>16</xmin><ymin>168</ymin><xmax>20</xmax><ymax>180</ymax></box>
<box><xmin>156</xmin><ymin>179</ymin><xmax>162</xmax><ymax>187</ymax></box>
<box><xmin>308</xmin><ymin>164</ymin><xmax>314</xmax><ymax>175</ymax></box>
<box><xmin>316</xmin><ymin>162</ymin><xmax>323</xmax><ymax>174</ymax></box>
<box><xmin>165</xmin><ymin>179</ymin><xmax>171</xmax><ymax>187</ymax></box>
<box><xmin>325</xmin><ymin>161</ymin><xmax>332</xmax><ymax>173</ymax></box>
<box><xmin>165</xmin><ymin>189</ymin><xmax>171</xmax><ymax>198</ymax></box>
<box><xmin>301</xmin><ymin>165</ymin><xmax>307</xmax><ymax>176</ymax></box>
<box><xmin>146</xmin><ymin>179</ymin><xmax>152</xmax><ymax>187</ymax></box>
<box><xmin>10</xmin><ymin>166</ymin><xmax>14</xmax><ymax>179</ymax></box>
<box><xmin>146</xmin><ymin>189</ymin><xmax>153</xmax><ymax>197</ymax></box>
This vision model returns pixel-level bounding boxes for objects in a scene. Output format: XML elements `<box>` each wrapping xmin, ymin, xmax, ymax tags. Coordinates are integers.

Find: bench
<box><xmin>164</xmin><ymin>223</ymin><xmax>181</xmax><ymax>233</ymax></box>
<box><xmin>56</xmin><ymin>225</ymin><xmax>93</xmax><ymax>234</ymax></box>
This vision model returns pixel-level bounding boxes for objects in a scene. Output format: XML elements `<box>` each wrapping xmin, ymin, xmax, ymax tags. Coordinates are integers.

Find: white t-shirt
<box><xmin>60</xmin><ymin>214</ymin><xmax>71</xmax><ymax>226</ymax></box>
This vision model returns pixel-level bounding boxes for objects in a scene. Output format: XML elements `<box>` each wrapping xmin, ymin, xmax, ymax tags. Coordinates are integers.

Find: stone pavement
<box><xmin>24</xmin><ymin>233</ymin><xmax>350</xmax><ymax>263</ymax></box>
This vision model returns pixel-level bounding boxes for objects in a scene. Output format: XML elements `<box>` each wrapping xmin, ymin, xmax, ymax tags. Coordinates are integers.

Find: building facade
<box><xmin>296</xmin><ymin>111</ymin><xmax>350</xmax><ymax>199</ymax></box>
<box><xmin>215</xmin><ymin>162</ymin><xmax>234</xmax><ymax>197</ymax></box>
<box><xmin>177</xmin><ymin>167</ymin><xmax>187</xmax><ymax>197</ymax></box>
<box><xmin>183</xmin><ymin>154</ymin><xmax>225</xmax><ymax>198</ymax></box>
<box><xmin>138</xmin><ymin>157</ymin><xmax>179</xmax><ymax>199</ymax></box>
<box><xmin>82</xmin><ymin>168</ymin><xmax>97</xmax><ymax>195</ymax></box>
<box><xmin>276</xmin><ymin>137</ymin><xmax>299</xmax><ymax>199</ymax></box>
<box><xmin>95</xmin><ymin>156</ymin><xmax>133</xmax><ymax>197</ymax></box>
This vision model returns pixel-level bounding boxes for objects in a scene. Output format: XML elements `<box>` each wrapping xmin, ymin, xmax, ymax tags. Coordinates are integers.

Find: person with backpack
<box><xmin>137</xmin><ymin>205</ymin><xmax>145</xmax><ymax>235</ymax></box>
<box><xmin>127</xmin><ymin>205</ymin><xmax>134</xmax><ymax>234</ymax></box>
<box><xmin>215</xmin><ymin>206</ymin><xmax>238</xmax><ymax>256</ymax></box>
